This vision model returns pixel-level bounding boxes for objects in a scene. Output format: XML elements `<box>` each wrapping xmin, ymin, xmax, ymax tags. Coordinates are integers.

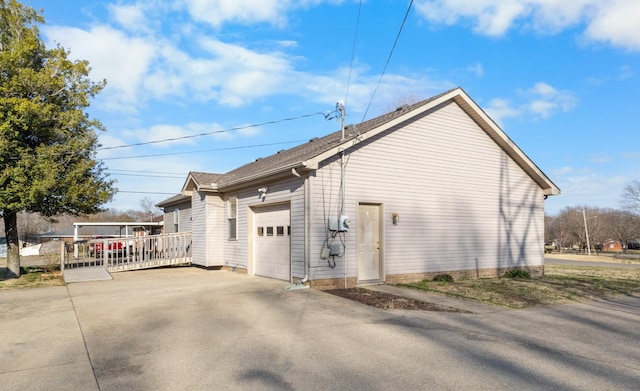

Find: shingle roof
<box><xmin>190</xmin><ymin>172</ymin><xmax>225</xmax><ymax>186</ymax></box>
<box><xmin>156</xmin><ymin>193</ymin><xmax>191</xmax><ymax>208</ymax></box>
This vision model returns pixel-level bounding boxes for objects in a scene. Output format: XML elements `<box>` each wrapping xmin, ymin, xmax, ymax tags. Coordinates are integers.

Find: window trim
<box><xmin>227</xmin><ymin>197</ymin><xmax>237</xmax><ymax>240</ymax></box>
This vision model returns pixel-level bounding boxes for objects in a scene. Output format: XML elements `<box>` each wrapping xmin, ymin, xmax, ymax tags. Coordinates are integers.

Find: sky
<box><xmin>22</xmin><ymin>0</ymin><xmax>640</xmax><ymax>216</ymax></box>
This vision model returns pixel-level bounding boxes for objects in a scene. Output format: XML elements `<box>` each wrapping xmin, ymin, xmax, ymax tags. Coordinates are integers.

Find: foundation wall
<box><xmin>309</xmin><ymin>266</ymin><xmax>544</xmax><ymax>290</ymax></box>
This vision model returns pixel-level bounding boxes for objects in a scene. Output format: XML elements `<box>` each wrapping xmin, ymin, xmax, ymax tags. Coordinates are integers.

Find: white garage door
<box><xmin>254</xmin><ymin>204</ymin><xmax>291</xmax><ymax>281</ymax></box>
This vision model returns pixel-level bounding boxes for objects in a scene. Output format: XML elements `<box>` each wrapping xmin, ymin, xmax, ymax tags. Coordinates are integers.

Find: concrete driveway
<box><xmin>1</xmin><ymin>267</ymin><xmax>639</xmax><ymax>390</ymax></box>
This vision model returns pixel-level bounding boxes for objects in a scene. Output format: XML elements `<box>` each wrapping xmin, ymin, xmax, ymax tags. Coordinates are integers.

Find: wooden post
<box><xmin>60</xmin><ymin>241</ymin><xmax>65</xmax><ymax>273</ymax></box>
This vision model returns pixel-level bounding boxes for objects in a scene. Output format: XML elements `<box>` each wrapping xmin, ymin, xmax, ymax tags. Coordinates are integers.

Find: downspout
<box><xmin>285</xmin><ymin>170</ymin><xmax>310</xmax><ymax>290</ymax></box>
<box><xmin>303</xmin><ymin>174</ymin><xmax>310</xmax><ymax>284</ymax></box>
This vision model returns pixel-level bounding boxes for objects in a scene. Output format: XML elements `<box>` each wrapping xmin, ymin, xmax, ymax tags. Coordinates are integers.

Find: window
<box><xmin>257</xmin><ymin>227</ymin><xmax>264</xmax><ymax>236</ymax></box>
<box><xmin>266</xmin><ymin>226</ymin><xmax>274</xmax><ymax>236</ymax></box>
<box><xmin>173</xmin><ymin>209</ymin><xmax>179</xmax><ymax>232</ymax></box>
<box><xmin>228</xmin><ymin>197</ymin><xmax>237</xmax><ymax>240</ymax></box>
<box><xmin>277</xmin><ymin>226</ymin><xmax>284</xmax><ymax>236</ymax></box>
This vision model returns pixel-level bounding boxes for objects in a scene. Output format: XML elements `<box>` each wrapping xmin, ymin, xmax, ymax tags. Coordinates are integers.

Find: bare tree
<box><xmin>547</xmin><ymin>206</ymin><xmax>606</xmax><ymax>252</ymax></box>
<box><xmin>386</xmin><ymin>94</ymin><xmax>421</xmax><ymax>112</ymax></box>
<box><xmin>140</xmin><ymin>197</ymin><xmax>161</xmax><ymax>220</ymax></box>
<box><xmin>606</xmin><ymin>210</ymin><xmax>640</xmax><ymax>252</ymax></box>
<box><xmin>621</xmin><ymin>180</ymin><xmax>640</xmax><ymax>214</ymax></box>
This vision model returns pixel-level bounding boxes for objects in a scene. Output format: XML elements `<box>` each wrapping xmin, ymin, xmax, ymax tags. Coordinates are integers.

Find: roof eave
<box><xmin>219</xmin><ymin>161</ymin><xmax>311</xmax><ymax>192</ymax></box>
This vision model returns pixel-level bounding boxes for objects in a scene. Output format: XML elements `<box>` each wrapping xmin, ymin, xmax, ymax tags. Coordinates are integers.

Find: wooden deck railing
<box><xmin>63</xmin><ymin>232</ymin><xmax>192</xmax><ymax>272</ymax></box>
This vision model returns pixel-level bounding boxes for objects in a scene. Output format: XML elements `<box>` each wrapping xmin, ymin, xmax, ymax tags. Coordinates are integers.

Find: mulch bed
<box><xmin>325</xmin><ymin>287</ymin><xmax>465</xmax><ymax>312</ymax></box>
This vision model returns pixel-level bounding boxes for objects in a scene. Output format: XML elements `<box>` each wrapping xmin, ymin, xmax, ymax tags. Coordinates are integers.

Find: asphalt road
<box><xmin>545</xmin><ymin>257</ymin><xmax>640</xmax><ymax>269</ymax></box>
<box><xmin>1</xmin><ymin>268</ymin><xmax>639</xmax><ymax>390</ymax></box>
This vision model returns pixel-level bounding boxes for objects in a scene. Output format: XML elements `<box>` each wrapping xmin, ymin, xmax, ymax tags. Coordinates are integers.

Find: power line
<box><xmin>360</xmin><ymin>0</ymin><xmax>414</xmax><ymax>123</ymax></box>
<box><xmin>108</xmin><ymin>173</ymin><xmax>185</xmax><ymax>179</ymax></box>
<box><xmin>98</xmin><ymin>112</ymin><xmax>327</xmax><ymax>151</ymax></box>
<box><xmin>344</xmin><ymin>0</ymin><xmax>363</xmax><ymax>111</ymax></box>
<box><xmin>118</xmin><ymin>191</ymin><xmax>177</xmax><ymax>195</ymax></box>
<box><xmin>99</xmin><ymin>139</ymin><xmax>307</xmax><ymax>161</ymax></box>
<box><xmin>108</xmin><ymin>169</ymin><xmax>186</xmax><ymax>175</ymax></box>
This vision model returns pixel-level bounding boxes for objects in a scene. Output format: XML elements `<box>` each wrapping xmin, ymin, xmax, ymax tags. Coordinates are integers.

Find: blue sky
<box><xmin>24</xmin><ymin>0</ymin><xmax>639</xmax><ymax>215</ymax></box>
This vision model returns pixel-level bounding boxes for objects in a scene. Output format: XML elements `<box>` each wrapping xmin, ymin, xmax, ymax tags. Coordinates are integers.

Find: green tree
<box><xmin>1</xmin><ymin>1</ymin><xmax>115</xmax><ymax>278</ymax></box>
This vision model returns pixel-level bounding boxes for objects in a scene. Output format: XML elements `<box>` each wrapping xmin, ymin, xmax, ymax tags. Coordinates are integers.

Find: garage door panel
<box><xmin>254</xmin><ymin>204</ymin><xmax>290</xmax><ymax>281</ymax></box>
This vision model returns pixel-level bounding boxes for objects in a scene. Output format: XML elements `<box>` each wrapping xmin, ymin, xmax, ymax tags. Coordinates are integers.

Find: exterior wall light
<box><xmin>391</xmin><ymin>213</ymin><xmax>399</xmax><ymax>225</ymax></box>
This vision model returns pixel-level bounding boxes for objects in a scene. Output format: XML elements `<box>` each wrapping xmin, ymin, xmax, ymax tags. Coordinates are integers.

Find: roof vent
<box><xmin>395</xmin><ymin>104</ymin><xmax>409</xmax><ymax>111</ymax></box>
<box><xmin>277</xmin><ymin>149</ymin><xmax>285</xmax><ymax>154</ymax></box>
<box><xmin>309</xmin><ymin>137</ymin><xmax>318</xmax><ymax>142</ymax></box>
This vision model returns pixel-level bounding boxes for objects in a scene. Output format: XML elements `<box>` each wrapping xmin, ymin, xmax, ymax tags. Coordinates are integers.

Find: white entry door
<box><xmin>357</xmin><ymin>204</ymin><xmax>381</xmax><ymax>282</ymax></box>
<box><xmin>254</xmin><ymin>204</ymin><xmax>291</xmax><ymax>281</ymax></box>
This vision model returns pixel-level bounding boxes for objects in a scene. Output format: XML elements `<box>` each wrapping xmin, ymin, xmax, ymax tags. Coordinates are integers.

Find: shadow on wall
<box><xmin>498</xmin><ymin>153</ymin><xmax>543</xmax><ymax>270</ymax></box>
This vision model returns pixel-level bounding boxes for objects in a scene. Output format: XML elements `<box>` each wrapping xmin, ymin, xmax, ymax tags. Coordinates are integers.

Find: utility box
<box><xmin>329</xmin><ymin>242</ymin><xmax>342</xmax><ymax>256</ymax></box>
<box><xmin>328</xmin><ymin>216</ymin><xmax>339</xmax><ymax>231</ymax></box>
<box><xmin>339</xmin><ymin>215</ymin><xmax>350</xmax><ymax>232</ymax></box>
<box><xmin>328</xmin><ymin>215</ymin><xmax>350</xmax><ymax>232</ymax></box>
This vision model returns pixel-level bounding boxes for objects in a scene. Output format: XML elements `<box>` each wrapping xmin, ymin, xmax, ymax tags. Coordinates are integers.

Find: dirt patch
<box><xmin>325</xmin><ymin>288</ymin><xmax>467</xmax><ymax>312</ymax></box>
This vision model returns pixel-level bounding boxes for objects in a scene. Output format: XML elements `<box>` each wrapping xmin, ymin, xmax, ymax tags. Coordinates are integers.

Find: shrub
<box><xmin>504</xmin><ymin>269</ymin><xmax>531</xmax><ymax>279</ymax></box>
<box><xmin>432</xmin><ymin>274</ymin><xmax>454</xmax><ymax>283</ymax></box>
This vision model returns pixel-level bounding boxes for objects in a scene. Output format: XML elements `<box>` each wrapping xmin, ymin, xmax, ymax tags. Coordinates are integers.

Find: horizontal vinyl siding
<box><xmin>191</xmin><ymin>192</ymin><xmax>224</xmax><ymax>267</ymax></box>
<box><xmin>206</xmin><ymin>195</ymin><xmax>225</xmax><ymax>266</ymax></box>
<box><xmin>162</xmin><ymin>201</ymin><xmax>191</xmax><ymax>234</ymax></box>
<box><xmin>310</xmin><ymin>101</ymin><xmax>544</xmax><ymax>280</ymax></box>
<box><xmin>191</xmin><ymin>192</ymin><xmax>206</xmax><ymax>265</ymax></box>
<box><xmin>179</xmin><ymin>207</ymin><xmax>192</xmax><ymax>233</ymax></box>
<box><xmin>224</xmin><ymin>177</ymin><xmax>305</xmax><ymax>277</ymax></box>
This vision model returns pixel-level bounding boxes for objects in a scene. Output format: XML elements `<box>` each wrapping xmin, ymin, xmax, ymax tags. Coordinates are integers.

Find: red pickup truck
<box><xmin>88</xmin><ymin>236</ymin><xmax>125</xmax><ymax>257</ymax></box>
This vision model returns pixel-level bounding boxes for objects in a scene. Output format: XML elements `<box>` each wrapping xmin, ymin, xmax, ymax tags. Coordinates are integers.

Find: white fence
<box><xmin>63</xmin><ymin>232</ymin><xmax>192</xmax><ymax>272</ymax></box>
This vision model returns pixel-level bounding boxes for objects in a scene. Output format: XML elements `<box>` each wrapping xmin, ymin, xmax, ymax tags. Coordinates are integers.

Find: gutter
<box><xmin>219</xmin><ymin>161</ymin><xmax>312</xmax><ymax>191</ymax></box>
<box><xmin>285</xmin><ymin>171</ymin><xmax>311</xmax><ymax>291</ymax></box>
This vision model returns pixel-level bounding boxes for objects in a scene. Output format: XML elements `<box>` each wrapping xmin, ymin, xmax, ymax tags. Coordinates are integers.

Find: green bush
<box><xmin>504</xmin><ymin>269</ymin><xmax>531</xmax><ymax>279</ymax></box>
<box><xmin>432</xmin><ymin>274</ymin><xmax>454</xmax><ymax>283</ymax></box>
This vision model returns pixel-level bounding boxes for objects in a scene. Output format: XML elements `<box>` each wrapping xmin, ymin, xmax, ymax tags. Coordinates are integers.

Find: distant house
<box><xmin>39</xmin><ymin>220</ymin><xmax>164</xmax><ymax>244</ymax></box>
<box><xmin>628</xmin><ymin>239</ymin><xmax>640</xmax><ymax>251</ymax></box>
<box><xmin>602</xmin><ymin>240</ymin><xmax>623</xmax><ymax>252</ymax></box>
<box><xmin>158</xmin><ymin>87</ymin><xmax>560</xmax><ymax>289</ymax></box>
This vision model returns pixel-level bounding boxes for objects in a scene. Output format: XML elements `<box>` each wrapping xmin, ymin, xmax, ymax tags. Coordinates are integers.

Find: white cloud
<box><xmin>177</xmin><ymin>0</ymin><xmax>343</xmax><ymax>28</ymax></box>
<box><xmin>544</xmin><ymin>170</ymin><xmax>629</xmax><ymax>214</ymax></box>
<box><xmin>589</xmin><ymin>153</ymin><xmax>612</xmax><ymax>164</ymax></box>
<box><xmin>181</xmin><ymin>0</ymin><xmax>287</xmax><ymax>28</ymax></box>
<box><xmin>467</xmin><ymin>62</ymin><xmax>484</xmax><ymax>77</ymax></box>
<box><xmin>485</xmin><ymin>98</ymin><xmax>521</xmax><ymax>124</ymax></box>
<box><xmin>108</xmin><ymin>3</ymin><xmax>149</xmax><ymax>32</ymax></box>
<box><xmin>523</xmin><ymin>82</ymin><xmax>577</xmax><ymax>117</ymax></box>
<box><xmin>41</xmin><ymin>23</ymin><xmax>300</xmax><ymax>111</ymax></box>
<box><xmin>43</xmin><ymin>25</ymin><xmax>157</xmax><ymax>111</ymax></box>
<box><xmin>484</xmin><ymin>82</ymin><xmax>577</xmax><ymax>123</ymax></box>
<box><xmin>584</xmin><ymin>0</ymin><xmax>640</xmax><ymax>51</ymax></box>
<box><xmin>38</xmin><ymin>1</ymin><xmax>451</xmax><ymax>120</ymax></box>
<box><xmin>617</xmin><ymin>65</ymin><xmax>634</xmax><ymax>80</ymax></box>
<box><xmin>553</xmin><ymin>166</ymin><xmax>575</xmax><ymax>175</ymax></box>
<box><xmin>414</xmin><ymin>0</ymin><xmax>640</xmax><ymax>51</ymax></box>
<box><xmin>115</xmin><ymin>121</ymin><xmax>264</xmax><ymax>150</ymax></box>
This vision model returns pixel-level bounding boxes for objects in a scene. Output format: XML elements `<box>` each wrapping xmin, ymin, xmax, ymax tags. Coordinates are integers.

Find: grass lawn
<box><xmin>0</xmin><ymin>256</ymin><xmax>65</xmax><ymax>290</ymax></box>
<box><xmin>401</xmin><ymin>263</ymin><xmax>640</xmax><ymax>308</ymax></box>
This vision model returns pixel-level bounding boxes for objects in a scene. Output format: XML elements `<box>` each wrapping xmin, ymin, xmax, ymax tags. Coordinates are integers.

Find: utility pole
<box><xmin>339</xmin><ymin>101</ymin><xmax>346</xmax><ymax>141</ymax></box>
<box><xmin>582</xmin><ymin>209</ymin><xmax>592</xmax><ymax>256</ymax></box>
